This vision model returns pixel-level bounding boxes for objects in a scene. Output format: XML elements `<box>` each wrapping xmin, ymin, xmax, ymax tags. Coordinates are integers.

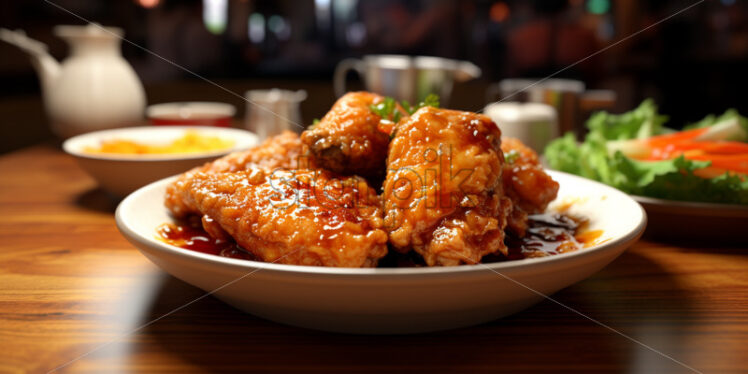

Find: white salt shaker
<box><xmin>484</xmin><ymin>102</ymin><xmax>559</xmax><ymax>153</ymax></box>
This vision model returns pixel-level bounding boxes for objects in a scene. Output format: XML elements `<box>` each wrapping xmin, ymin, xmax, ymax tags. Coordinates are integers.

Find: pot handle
<box><xmin>333</xmin><ymin>58</ymin><xmax>364</xmax><ymax>98</ymax></box>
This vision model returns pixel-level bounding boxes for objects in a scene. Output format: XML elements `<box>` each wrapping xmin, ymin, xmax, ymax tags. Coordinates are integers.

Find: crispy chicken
<box><xmin>301</xmin><ymin>92</ymin><xmax>391</xmax><ymax>179</ymax></box>
<box><xmin>166</xmin><ymin>131</ymin><xmax>310</xmax><ymax>218</ymax></box>
<box><xmin>383</xmin><ymin>107</ymin><xmax>512</xmax><ymax>266</ymax></box>
<box><xmin>162</xmin><ymin>91</ymin><xmax>560</xmax><ymax>269</ymax></box>
<box><xmin>169</xmin><ymin>168</ymin><xmax>388</xmax><ymax>267</ymax></box>
<box><xmin>500</xmin><ymin>137</ymin><xmax>559</xmax><ymax>236</ymax></box>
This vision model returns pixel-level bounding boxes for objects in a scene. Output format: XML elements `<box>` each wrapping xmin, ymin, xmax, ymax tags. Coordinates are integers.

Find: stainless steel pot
<box><xmin>334</xmin><ymin>55</ymin><xmax>481</xmax><ymax>105</ymax></box>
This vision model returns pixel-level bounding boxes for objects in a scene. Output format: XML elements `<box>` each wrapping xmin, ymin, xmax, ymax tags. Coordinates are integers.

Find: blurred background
<box><xmin>1</xmin><ymin>0</ymin><xmax>746</xmax><ymax>153</ymax></box>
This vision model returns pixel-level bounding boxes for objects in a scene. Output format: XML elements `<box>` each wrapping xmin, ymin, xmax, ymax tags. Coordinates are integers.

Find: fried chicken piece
<box><xmin>199</xmin><ymin>130</ymin><xmax>308</xmax><ymax>173</ymax></box>
<box><xmin>501</xmin><ymin>137</ymin><xmax>560</xmax><ymax>236</ymax></box>
<box><xmin>171</xmin><ymin>168</ymin><xmax>388</xmax><ymax>267</ymax></box>
<box><xmin>383</xmin><ymin>107</ymin><xmax>512</xmax><ymax>266</ymax></box>
<box><xmin>301</xmin><ymin>92</ymin><xmax>391</xmax><ymax>179</ymax></box>
<box><xmin>165</xmin><ymin>131</ymin><xmax>311</xmax><ymax>218</ymax></box>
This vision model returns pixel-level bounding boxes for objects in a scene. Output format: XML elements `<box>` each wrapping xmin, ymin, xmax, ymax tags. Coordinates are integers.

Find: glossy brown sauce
<box><xmin>157</xmin><ymin>216</ymin><xmax>259</xmax><ymax>261</ymax></box>
<box><xmin>499</xmin><ymin>213</ymin><xmax>600</xmax><ymax>261</ymax></box>
<box><xmin>157</xmin><ymin>213</ymin><xmax>601</xmax><ymax>266</ymax></box>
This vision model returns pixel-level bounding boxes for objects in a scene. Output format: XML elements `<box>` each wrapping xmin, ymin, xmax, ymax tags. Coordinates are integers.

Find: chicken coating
<box><xmin>165</xmin><ymin>131</ymin><xmax>311</xmax><ymax>218</ymax></box>
<box><xmin>301</xmin><ymin>92</ymin><xmax>391</xmax><ymax>179</ymax></box>
<box><xmin>501</xmin><ymin>137</ymin><xmax>560</xmax><ymax>236</ymax></box>
<box><xmin>170</xmin><ymin>168</ymin><xmax>388</xmax><ymax>267</ymax></box>
<box><xmin>383</xmin><ymin>107</ymin><xmax>512</xmax><ymax>266</ymax></box>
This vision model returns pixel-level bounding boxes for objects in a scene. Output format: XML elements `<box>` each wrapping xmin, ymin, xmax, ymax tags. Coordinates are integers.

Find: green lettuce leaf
<box><xmin>613</xmin><ymin>154</ymin><xmax>748</xmax><ymax>204</ymax></box>
<box><xmin>586</xmin><ymin>99</ymin><xmax>669</xmax><ymax>141</ymax></box>
<box><xmin>544</xmin><ymin>100</ymin><xmax>748</xmax><ymax>205</ymax></box>
<box><xmin>683</xmin><ymin>109</ymin><xmax>748</xmax><ymax>142</ymax></box>
<box><xmin>684</xmin><ymin>108</ymin><xmax>745</xmax><ymax>129</ymax></box>
<box><xmin>544</xmin><ymin>133</ymin><xmax>582</xmax><ymax>174</ymax></box>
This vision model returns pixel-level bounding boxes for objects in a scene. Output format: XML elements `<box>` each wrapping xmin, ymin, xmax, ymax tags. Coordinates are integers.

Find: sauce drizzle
<box><xmin>157</xmin><ymin>212</ymin><xmax>600</xmax><ymax>266</ymax></box>
<box><xmin>157</xmin><ymin>217</ymin><xmax>257</xmax><ymax>261</ymax></box>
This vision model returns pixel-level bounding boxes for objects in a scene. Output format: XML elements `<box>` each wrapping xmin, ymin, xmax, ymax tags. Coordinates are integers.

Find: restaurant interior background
<box><xmin>1</xmin><ymin>0</ymin><xmax>746</xmax><ymax>153</ymax></box>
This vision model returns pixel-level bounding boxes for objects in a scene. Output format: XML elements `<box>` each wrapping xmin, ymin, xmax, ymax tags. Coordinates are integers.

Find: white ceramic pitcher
<box><xmin>0</xmin><ymin>24</ymin><xmax>146</xmax><ymax>138</ymax></box>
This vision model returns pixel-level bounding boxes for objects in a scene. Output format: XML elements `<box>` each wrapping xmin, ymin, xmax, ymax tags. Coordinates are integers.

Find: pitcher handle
<box><xmin>333</xmin><ymin>58</ymin><xmax>364</xmax><ymax>98</ymax></box>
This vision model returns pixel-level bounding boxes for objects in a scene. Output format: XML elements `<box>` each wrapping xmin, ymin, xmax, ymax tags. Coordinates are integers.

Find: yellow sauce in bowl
<box><xmin>84</xmin><ymin>131</ymin><xmax>235</xmax><ymax>155</ymax></box>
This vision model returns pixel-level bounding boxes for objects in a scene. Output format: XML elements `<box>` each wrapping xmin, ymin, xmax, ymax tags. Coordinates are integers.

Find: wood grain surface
<box><xmin>0</xmin><ymin>145</ymin><xmax>746</xmax><ymax>374</ymax></box>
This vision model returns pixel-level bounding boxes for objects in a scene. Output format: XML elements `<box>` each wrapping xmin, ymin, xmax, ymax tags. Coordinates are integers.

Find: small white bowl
<box><xmin>147</xmin><ymin>102</ymin><xmax>236</xmax><ymax>127</ymax></box>
<box><xmin>63</xmin><ymin>126</ymin><xmax>258</xmax><ymax>197</ymax></box>
<box><xmin>115</xmin><ymin>171</ymin><xmax>646</xmax><ymax>334</ymax></box>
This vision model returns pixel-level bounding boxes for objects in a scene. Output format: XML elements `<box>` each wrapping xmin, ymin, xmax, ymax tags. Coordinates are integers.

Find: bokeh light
<box><xmin>586</xmin><ymin>0</ymin><xmax>610</xmax><ymax>15</ymax></box>
<box><xmin>490</xmin><ymin>2</ymin><xmax>510</xmax><ymax>23</ymax></box>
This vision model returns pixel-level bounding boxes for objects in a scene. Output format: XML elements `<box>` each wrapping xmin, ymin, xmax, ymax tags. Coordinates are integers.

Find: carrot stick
<box><xmin>684</xmin><ymin>154</ymin><xmax>748</xmax><ymax>173</ymax></box>
<box><xmin>663</xmin><ymin>141</ymin><xmax>748</xmax><ymax>154</ymax></box>
<box><xmin>646</xmin><ymin>128</ymin><xmax>709</xmax><ymax>146</ymax></box>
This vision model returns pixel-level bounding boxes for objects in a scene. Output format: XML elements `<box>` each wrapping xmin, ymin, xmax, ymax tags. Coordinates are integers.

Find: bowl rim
<box><xmin>116</xmin><ymin>170</ymin><xmax>647</xmax><ymax>278</ymax></box>
<box><xmin>632</xmin><ymin>194</ymin><xmax>748</xmax><ymax>215</ymax></box>
<box><xmin>63</xmin><ymin>126</ymin><xmax>258</xmax><ymax>162</ymax></box>
<box><xmin>146</xmin><ymin>102</ymin><xmax>237</xmax><ymax>118</ymax></box>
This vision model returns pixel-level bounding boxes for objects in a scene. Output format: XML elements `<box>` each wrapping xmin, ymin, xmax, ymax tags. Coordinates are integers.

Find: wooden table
<box><xmin>1</xmin><ymin>144</ymin><xmax>746</xmax><ymax>374</ymax></box>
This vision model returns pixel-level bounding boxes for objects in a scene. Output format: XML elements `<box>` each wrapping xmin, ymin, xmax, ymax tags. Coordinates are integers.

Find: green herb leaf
<box><xmin>504</xmin><ymin>150</ymin><xmax>520</xmax><ymax>164</ymax></box>
<box><xmin>421</xmin><ymin>93</ymin><xmax>440</xmax><ymax>110</ymax></box>
<box><xmin>307</xmin><ymin>118</ymin><xmax>320</xmax><ymax>130</ymax></box>
<box><xmin>400</xmin><ymin>94</ymin><xmax>441</xmax><ymax>115</ymax></box>
<box><xmin>370</xmin><ymin>94</ymin><xmax>441</xmax><ymax>120</ymax></box>
<box><xmin>401</xmin><ymin>100</ymin><xmax>414</xmax><ymax>115</ymax></box>
<box><xmin>369</xmin><ymin>97</ymin><xmax>397</xmax><ymax>120</ymax></box>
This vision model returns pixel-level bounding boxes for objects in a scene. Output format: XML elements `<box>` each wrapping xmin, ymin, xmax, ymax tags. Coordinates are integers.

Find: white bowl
<box><xmin>115</xmin><ymin>171</ymin><xmax>646</xmax><ymax>334</ymax></box>
<box><xmin>146</xmin><ymin>102</ymin><xmax>236</xmax><ymax>126</ymax></box>
<box><xmin>63</xmin><ymin>126</ymin><xmax>258</xmax><ymax>196</ymax></box>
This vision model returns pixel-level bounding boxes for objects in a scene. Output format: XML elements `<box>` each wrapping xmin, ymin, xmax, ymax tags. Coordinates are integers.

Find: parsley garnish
<box><xmin>401</xmin><ymin>94</ymin><xmax>440</xmax><ymax>115</ymax></box>
<box><xmin>369</xmin><ymin>94</ymin><xmax>440</xmax><ymax>122</ymax></box>
<box><xmin>504</xmin><ymin>150</ymin><xmax>520</xmax><ymax>164</ymax></box>
<box><xmin>370</xmin><ymin>97</ymin><xmax>401</xmax><ymax>122</ymax></box>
